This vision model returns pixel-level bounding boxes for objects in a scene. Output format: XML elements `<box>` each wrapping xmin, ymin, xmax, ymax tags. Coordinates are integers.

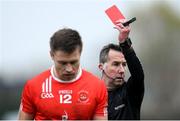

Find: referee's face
<box><xmin>50</xmin><ymin>47</ymin><xmax>81</xmax><ymax>81</ymax></box>
<box><xmin>103</xmin><ymin>49</ymin><xmax>126</xmax><ymax>88</ymax></box>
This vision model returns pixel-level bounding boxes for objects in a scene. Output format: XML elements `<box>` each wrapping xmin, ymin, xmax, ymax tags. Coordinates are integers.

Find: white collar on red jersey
<box><xmin>50</xmin><ymin>65</ymin><xmax>82</xmax><ymax>83</ymax></box>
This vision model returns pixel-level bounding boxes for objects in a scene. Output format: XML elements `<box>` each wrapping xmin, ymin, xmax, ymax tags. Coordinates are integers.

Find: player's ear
<box><xmin>98</xmin><ymin>63</ymin><xmax>104</xmax><ymax>71</ymax></box>
<box><xmin>50</xmin><ymin>51</ymin><xmax>54</xmax><ymax>59</ymax></box>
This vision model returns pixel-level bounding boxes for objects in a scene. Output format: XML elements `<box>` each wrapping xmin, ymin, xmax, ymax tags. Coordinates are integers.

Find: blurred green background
<box><xmin>0</xmin><ymin>0</ymin><xmax>180</xmax><ymax>119</ymax></box>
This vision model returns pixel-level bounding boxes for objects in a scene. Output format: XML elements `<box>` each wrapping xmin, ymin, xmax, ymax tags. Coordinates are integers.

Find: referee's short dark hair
<box><xmin>99</xmin><ymin>43</ymin><xmax>122</xmax><ymax>63</ymax></box>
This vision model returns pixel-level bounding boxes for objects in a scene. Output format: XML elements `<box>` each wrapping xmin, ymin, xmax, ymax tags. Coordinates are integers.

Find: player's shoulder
<box><xmin>82</xmin><ymin>69</ymin><xmax>107</xmax><ymax>92</ymax></box>
<box><xmin>82</xmin><ymin>69</ymin><xmax>99</xmax><ymax>79</ymax></box>
<box><xmin>26</xmin><ymin>68</ymin><xmax>50</xmax><ymax>85</ymax></box>
<box><xmin>82</xmin><ymin>69</ymin><xmax>104</xmax><ymax>84</ymax></box>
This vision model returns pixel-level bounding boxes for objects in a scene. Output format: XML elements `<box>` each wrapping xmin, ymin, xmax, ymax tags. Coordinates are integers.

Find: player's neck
<box><xmin>51</xmin><ymin>65</ymin><xmax>82</xmax><ymax>83</ymax></box>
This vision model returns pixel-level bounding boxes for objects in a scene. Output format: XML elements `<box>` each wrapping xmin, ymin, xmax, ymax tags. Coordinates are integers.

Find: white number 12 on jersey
<box><xmin>60</xmin><ymin>94</ymin><xmax>72</xmax><ymax>104</ymax></box>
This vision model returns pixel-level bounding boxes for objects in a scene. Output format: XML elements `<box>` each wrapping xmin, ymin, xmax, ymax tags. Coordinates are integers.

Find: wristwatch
<box><xmin>120</xmin><ymin>38</ymin><xmax>132</xmax><ymax>49</ymax></box>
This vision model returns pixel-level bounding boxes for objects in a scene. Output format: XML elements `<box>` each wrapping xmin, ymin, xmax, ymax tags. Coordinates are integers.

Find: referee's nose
<box><xmin>118</xmin><ymin>64</ymin><xmax>125</xmax><ymax>74</ymax></box>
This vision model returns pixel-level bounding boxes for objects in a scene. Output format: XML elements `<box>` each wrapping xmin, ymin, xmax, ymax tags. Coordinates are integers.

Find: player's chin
<box><xmin>63</xmin><ymin>75</ymin><xmax>76</xmax><ymax>81</ymax></box>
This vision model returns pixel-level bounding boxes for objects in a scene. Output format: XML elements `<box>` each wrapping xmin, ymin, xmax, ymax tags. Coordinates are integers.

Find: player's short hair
<box><xmin>99</xmin><ymin>43</ymin><xmax>122</xmax><ymax>63</ymax></box>
<box><xmin>50</xmin><ymin>28</ymin><xmax>83</xmax><ymax>53</ymax></box>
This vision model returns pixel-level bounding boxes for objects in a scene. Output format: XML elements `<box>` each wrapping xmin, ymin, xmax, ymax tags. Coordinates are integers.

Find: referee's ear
<box><xmin>98</xmin><ymin>63</ymin><xmax>104</xmax><ymax>71</ymax></box>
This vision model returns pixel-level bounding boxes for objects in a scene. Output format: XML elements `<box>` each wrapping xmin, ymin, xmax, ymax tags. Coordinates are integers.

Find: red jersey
<box><xmin>20</xmin><ymin>67</ymin><xmax>107</xmax><ymax>120</ymax></box>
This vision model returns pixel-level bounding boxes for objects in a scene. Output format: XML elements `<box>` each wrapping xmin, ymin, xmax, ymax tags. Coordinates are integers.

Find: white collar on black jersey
<box><xmin>50</xmin><ymin>65</ymin><xmax>82</xmax><ymax>83</ymax></box>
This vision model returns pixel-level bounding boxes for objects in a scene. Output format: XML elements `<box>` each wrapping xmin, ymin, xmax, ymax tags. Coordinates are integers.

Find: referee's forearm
<box><xmin>123</xmin><ymin>47</ymin><xmax>144</xmax><ymax>84</ymax></box>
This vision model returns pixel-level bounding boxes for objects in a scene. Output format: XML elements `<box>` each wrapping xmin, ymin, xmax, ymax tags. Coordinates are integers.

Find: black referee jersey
<box><xmin>108</xmin><ymin>47</ymin><xmax>144</xmax><ymax>120</ymax></box>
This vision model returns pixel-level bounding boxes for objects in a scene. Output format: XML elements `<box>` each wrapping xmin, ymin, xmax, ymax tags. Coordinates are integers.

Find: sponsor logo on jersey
<box><xmin>114</xmin><ymin>104</ymin><xmax>125</xmax><ymax>110</ymax></box>
<box><xmin>77</xmin><ymin>90</ymin><xmax>89</xmax><ymax>103</ymax></box>
<box><xmin>41</xmin><ymin>76</ymin><xmax>54</xmax><ymax>99</ymax></box>
<box><xmin>62</xmin><ymin>110</ymin><xmax>68</xmax><ymax>121</ymax></box>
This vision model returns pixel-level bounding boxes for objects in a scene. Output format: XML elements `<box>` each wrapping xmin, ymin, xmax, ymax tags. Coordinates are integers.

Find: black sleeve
<box><xmin>121</xmin><ymin>44</ymin><xmax>145</xmax><ymax>107</ymax></box>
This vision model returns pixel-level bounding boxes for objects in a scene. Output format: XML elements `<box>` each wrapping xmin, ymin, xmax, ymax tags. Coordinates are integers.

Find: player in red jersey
<box><xmin>18</xmin><ymin>28</ymin><xmax>108</xmax><ymax>120</ymax></box>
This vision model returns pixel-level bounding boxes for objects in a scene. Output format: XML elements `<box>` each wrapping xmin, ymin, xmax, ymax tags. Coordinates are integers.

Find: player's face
<box><xmin>103</xmin><ymin>49</ymin><xmax>126</xmax><ymax>87</ymax></box>
<box><xmin>50</xmin><ymin>47</ymin><xmax>81</xmax><ymax>81</ymax></box>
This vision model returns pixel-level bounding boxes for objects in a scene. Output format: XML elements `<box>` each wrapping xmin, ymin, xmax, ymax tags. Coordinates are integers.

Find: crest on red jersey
<box><xmin>77</xmin><ymin>90</ymin><xmax>89</xmax><ymax>103</ymax></box>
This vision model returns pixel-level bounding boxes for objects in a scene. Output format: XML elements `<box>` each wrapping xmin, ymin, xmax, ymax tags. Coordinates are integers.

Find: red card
<box><xmin>105</xmin><ymin>5</ymin><xmax>125</xmax><ymax>25</ymax></box>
